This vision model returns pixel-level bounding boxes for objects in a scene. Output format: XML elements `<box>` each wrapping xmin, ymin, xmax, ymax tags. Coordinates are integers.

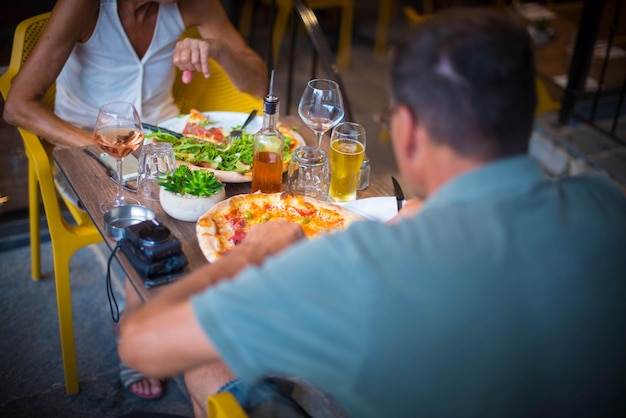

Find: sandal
<box><xmin>115</xmin><ymin>323</ymin><xmax>164</xmax><ymax>400</ymax></box>
<box><xmin>120</xmin><ymin>362</ymin><xmax>165</xmax><ymax>400</ymax></box>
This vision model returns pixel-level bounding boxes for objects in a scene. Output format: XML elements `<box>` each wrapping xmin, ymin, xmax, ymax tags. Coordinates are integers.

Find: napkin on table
<box><xmin>335</xmin><ymin>196</ymin><xmax>397</xmax><ymax>223</ymax></box>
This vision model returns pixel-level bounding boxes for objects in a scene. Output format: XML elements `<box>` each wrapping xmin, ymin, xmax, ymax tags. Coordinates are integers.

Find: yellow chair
<box><xmin>403</xmin><ymin>6</ymin><xmax>432</xmax><ymax>28</ymax></box>
<box><xmin>0</xmin><ymin>12</ymin><xmax>103</xmax><ymax>394</ymax></box>
<box><xmin>535</xmin><ymin>78</ymin><xmax>561</xmax><ymax>114</ymax></box>
<box><xmin>173</xmin><ymin>27</ymin><xmax>263</xmax><ymax>114</ymax></box>
<box><xmin>239</xmin><ymin>0</ymin><xmax>354</xmax><ymax>69</ymax></box>
<box><xmin>207</xmin><ymin>392</ymin><xmax>249</xmax><ymax>418</ymax></box>
<box><xmin>375</xmin><ymin>1</ymin><xmax>433</xmax><ymax>55</ymax></box>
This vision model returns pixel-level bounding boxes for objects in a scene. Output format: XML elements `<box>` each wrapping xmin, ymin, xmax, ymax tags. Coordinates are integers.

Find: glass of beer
<box><xmin>329</xmin><ymin>122</ymin><xmax>366</xmax><ymax>202</ymax></box>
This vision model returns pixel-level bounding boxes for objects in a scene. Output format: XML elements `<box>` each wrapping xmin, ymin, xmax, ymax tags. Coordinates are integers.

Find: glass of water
<box><xmin>137</xmin><ymin>142</ymin><xmax>176</xmax><ymax>201</ymax></box>
<box><xmin>287</xmin><ymin>146</ymin><xmax>330</xmax><ymax>201</ymax></box>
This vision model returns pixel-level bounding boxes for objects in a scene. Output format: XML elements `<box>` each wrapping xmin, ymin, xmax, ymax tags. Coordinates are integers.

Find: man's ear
<box><xmin>392</xmin><ymin>105</ymin><xmax>418</xmax><ymax>161</ymax></box>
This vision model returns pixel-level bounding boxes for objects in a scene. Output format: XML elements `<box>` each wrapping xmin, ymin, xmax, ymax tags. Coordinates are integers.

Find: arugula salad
<box><xmin>146</xmin><ymin>129</ymin><xmax>296</xmax><ymax>174</ymax></box>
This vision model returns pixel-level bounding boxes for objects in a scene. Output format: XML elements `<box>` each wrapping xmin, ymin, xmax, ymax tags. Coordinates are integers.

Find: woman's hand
<box><xmin>174</xmin><ymin>37</ymin><xmax>222</xmax><ymax>84</ymax></box>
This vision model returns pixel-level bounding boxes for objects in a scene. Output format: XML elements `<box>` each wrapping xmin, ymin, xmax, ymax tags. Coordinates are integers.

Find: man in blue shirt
<box><xmin>119</xmin><ymin>8</ymin><xmax>626</xmax><ymax>417</ymax></box>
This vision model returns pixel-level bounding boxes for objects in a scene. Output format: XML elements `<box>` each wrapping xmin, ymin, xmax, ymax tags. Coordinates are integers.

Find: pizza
<box><xmin>196</xmin><ymin>192</ymin><xmax>362</xmax><ymax>262</ymax></box>
<box><xmin>181</xmin><ymin>109</ymin><xmax>227</xmax><ymax>145</ymax></box>
<box><xmin>147</xmin><ymin>110</ymin><xmax>303</xmax><ymax>183</ymax></box>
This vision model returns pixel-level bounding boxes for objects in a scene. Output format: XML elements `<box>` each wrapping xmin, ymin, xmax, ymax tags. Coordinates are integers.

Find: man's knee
<box><xmin>185</xmin><ymin>362</ymin><xmax>236</xmax><ymax>403</ymax></box>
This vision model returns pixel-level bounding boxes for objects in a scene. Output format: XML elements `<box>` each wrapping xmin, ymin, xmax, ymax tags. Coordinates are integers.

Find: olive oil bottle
<box><xmin>251</xmin><ymin>71</ymin><xmax>284</xmax><ymax>193</ymax></box>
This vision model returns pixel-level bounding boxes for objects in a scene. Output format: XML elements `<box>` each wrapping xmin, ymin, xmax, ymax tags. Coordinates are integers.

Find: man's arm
<box><xmin>176</xmin><ymin>0</ymin><xmax>267</xmax><ymax>97</ymax></box>
<box><xmin>118</xmin><ymin>220</ymin><xmax>305</xmax><ymax>378</ymax></box>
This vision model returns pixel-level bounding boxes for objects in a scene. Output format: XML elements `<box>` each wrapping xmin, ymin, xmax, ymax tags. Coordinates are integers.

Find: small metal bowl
<box><xmin>103</xmin><ymin>204</ymin><xmax>155</xmax><ymax>240</ymax></box>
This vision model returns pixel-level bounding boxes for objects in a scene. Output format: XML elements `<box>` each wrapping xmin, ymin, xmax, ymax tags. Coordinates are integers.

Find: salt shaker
<box><xmin>357</xmin><ymin>156</ymin><xmax>370</xmax><ymax>190</ymax></box>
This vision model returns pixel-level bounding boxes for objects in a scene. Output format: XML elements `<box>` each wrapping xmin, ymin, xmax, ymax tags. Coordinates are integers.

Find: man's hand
<box><xmin>173</xmin><ymin>38</ymin><xmax>221</xmax><ymax>83</ymax></box>
<box><xmin>387</xmin><ymin>198</ymin><xmax>423</xmax><ymax>224</ymax></box>
<box><xmin>238</xmin><ymin>220</ymin><xmax>306</xmax><ymax>265</ymax></box>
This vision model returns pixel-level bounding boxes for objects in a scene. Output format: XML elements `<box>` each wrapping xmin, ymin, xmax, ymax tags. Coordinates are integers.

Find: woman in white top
<box><xmin>3</xmin><ymin>0</ymin><xmax>266</xmax><ymax>402</ymax></box>
<box><xmin>4</xmin><ymin>0</ymin><xmax>267</xmax><ymax>148</ymax></box>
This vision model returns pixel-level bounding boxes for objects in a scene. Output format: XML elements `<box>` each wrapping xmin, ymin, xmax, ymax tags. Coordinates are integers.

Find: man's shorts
<box><xmin>218</xmin><ymin>376</ymin><xmax>349</xmax><ymax>418</ymax></box>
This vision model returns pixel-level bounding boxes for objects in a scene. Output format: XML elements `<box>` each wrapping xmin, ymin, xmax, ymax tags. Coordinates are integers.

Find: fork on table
<box><xmin>228</xmin><ymin>109</ymin><xmax>258</xmax><ymax>139</ymax></box>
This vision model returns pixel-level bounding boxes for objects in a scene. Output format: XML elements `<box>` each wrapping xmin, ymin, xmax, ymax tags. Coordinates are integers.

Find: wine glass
<box><xmin>93</xmin><ymin>101</ymin><xmax>144</xmax><ymax>212</ymax></box>
<box><xmin>298</xmin><ymin>79</ymin><xmax>345</xmax><ymax>148</ymax></box>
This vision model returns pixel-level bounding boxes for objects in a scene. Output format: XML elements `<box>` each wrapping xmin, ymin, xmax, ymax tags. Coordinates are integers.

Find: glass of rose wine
<box><xmin>298</xmin><ymin>79</ymin><xmax>345</xmax><ymax>148</ymax></box>
<box><xmin>93</xmin><ymin>101</ymin><xmax>144</xmax><ymax>212</ymax></box>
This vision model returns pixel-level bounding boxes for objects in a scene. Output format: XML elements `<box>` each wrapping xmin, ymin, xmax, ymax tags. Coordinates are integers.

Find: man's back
<box><xmin>349</xmin><ymin>156</ymin><xmax>626</xmax><ymax>416</ymax></box>
<box><xmin>201</xmin><ymin>156</ymin><xmax>626</xmax><ymax>417</ymax></box>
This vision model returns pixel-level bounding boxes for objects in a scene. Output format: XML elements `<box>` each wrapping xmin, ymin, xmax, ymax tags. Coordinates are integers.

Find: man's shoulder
<box><xmin>557</xmin><ymin>173</ymin><xmax>626</xmax><ymax>221</ymax></box>
<box><xmin>561</xmin><ymin>172</ymin><xmax>625</xmax><ymax>199</ymax></box>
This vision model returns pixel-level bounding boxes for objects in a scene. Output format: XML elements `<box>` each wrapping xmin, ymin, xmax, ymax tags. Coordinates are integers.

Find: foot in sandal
<box><xmin>120</xmin><ymin>362</ymin><xmax>165</xmax><ymax>399</ymax></box>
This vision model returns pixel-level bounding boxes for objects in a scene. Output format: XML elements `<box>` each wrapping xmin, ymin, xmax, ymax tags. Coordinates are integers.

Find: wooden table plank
<box><xmin>53</xmin><ymin>115</ymin><xmax>393</xmax><ymax>301</ymax></box>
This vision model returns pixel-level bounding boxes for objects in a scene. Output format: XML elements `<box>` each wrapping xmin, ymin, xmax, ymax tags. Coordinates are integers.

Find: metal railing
<box><xmin>559</xmin><ymin>0</ymin><xmax>626</xmax><ymax>144</ymax></box>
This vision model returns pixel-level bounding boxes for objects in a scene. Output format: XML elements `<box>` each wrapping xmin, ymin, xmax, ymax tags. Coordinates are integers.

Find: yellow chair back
<box><xmin>404</xmin><ymin>6</ymin><xmax>432</xmax><ymax>28</ymax></box>
<box><xmin>535</xmin><ymin>78</ymin><xmax>561</xmax><ymax>114</ymax></box>
<box><xmin>0</xmin><ymin>12</ymin><xmax>102</xmax><ymax>395</ymax></box>
<box><xmin>207</xmin><ymin>392</ymin><xmax>249</xmax><ymax>418</ymax></box>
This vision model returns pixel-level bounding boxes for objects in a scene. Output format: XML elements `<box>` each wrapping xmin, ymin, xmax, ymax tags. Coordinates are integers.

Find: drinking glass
<box><xmin>328</xmin><ymin>122</ymin><xmax>366</xmax><ymax>202</ymax></box>
<box><xmin>93</xmin><ymin>101</ymin><xmax>144</xmax><ymax>212</ymax></box>
<box><xmin>287</xmin><ymin>146</ymin><xmax>330</xmax><ymax>201</ymax></box>
<box><xmin>137</xmin><ymin>142</ymin><xmax>176</xmax><ymax>201</ymax></box>
<box><xmin>298</xmin><ymin>79</ymin><xmax>345</xmax><ymax>148</ymax></box>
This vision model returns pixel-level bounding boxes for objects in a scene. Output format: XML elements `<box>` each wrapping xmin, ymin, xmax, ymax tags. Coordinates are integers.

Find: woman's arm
<box><xmin>176</xmin><ymin>0</ymin><xmax>267</xmax><ymax>98</ymax></box>
<box><xmin>3</xmin><ymin>0</ymin><xmax>99</xmax><ymax>148</ymax></box>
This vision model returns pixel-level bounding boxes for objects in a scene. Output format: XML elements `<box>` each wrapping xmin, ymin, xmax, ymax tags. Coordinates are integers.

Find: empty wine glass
<box><xmin>93</xmin><ymin>101</ymin><xmax>144</xmax><ymax>212</ymax></box>
<box><xmin>298</xmin><ymin>79</ymin><xmax>345</xmax><ymax>148</ymax></box>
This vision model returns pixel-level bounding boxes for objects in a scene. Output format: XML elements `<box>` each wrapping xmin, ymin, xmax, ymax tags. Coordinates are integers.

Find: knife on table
<box><xmin>391</xmin><ymin>176</ymin><xmax>406</xmax><ymax>213</ymax></box>
<box><xmin>142</xmin><ymin>123</ymin><xmax>183</xmax><ymax>139</ymax></box>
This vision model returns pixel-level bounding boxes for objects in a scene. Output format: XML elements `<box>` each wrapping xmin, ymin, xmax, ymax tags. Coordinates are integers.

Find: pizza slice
<box><xmin>182</xmin><ymin>109</ymin><xmax>228</xmax><ymax>146</ymax></box>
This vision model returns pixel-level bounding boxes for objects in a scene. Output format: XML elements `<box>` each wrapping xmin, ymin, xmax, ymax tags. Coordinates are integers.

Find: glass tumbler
<box><xmin>137</xmin><ymin>142</ymin><xmax>176</xmax><ymax>201</ymax></box>
<box><xmin>287</xmin><ymin>146</ymin><xmax>330</xmax><ymax>201</ymax></box>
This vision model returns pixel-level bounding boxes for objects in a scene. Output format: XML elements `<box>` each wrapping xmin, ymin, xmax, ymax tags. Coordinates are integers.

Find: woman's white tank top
<box><xmin>55</xmin><ymin>0</ymin><xmax>185</xmax><ymax>129</ymax></box>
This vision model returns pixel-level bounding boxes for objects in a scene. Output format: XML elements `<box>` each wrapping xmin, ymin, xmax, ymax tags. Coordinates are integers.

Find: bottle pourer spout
<box><xmin>264</xmin><ymin>70</ymin><xmax>279</xmax><ymax>114</ymax></box>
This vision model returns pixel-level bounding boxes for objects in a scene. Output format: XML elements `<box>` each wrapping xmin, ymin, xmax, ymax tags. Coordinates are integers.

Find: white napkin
<box><xmin>100</xmin><ymin>153</ymin><xmax>138</xmax><ymax>181</ymax></box>
<box><xmin>335</xmin><ymin>196</ymin><xmax>397</xmax><ymax>223</ymax></box>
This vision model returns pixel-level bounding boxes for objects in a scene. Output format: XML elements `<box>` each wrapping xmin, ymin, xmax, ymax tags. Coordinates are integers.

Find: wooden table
<box><xmin>53</xmin><ymin>115</ymin><xmax>394</xmax><ymax>301</ymax></box>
